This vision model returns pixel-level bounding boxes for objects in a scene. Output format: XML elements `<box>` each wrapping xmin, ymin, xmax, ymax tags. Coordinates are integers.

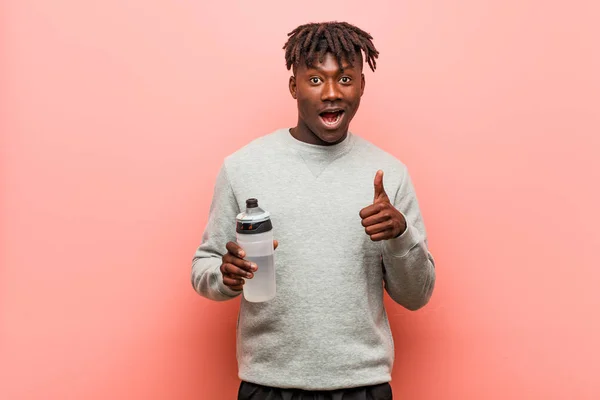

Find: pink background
<box><xmin>2</xmin><ymin>1</ymin><xmax>599</xmax><ymax>399</ymax></box>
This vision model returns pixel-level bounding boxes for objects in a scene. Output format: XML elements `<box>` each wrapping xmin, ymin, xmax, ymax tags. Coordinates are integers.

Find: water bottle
<box><xmin>236</xmin><ymin>198</ymin><xmax>276</xmax><ymax>302</ymax></box>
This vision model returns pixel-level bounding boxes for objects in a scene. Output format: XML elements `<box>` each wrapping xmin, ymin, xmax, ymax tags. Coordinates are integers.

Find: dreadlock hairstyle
<box><xmin>283</xmin><ymin>21</ymin><xmax>379</xmax><ymax>73</ymax></box>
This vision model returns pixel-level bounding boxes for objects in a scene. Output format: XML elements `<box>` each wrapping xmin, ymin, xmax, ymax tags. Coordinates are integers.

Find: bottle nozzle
<box><xmin>246</xmin><ymin>198</ymin><xmax>258</xmax><ymax>208</ymax></box>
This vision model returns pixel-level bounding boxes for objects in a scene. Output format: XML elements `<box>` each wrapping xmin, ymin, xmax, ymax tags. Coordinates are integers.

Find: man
<box><xmin>192</xmin><ymin>21</ymin><xmax>436</xmax><ymax>400</ymax></box>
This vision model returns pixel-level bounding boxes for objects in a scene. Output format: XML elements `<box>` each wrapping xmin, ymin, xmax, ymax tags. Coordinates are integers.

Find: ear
<box><xmin>360</xmin><ymin>73</ymin><xmax>365</xmax><ymax>96</ymax></box>
<box><xmin>289</xmin><ymin>75</ymin><xmax>297</xmax><ymax>99</ymax></box>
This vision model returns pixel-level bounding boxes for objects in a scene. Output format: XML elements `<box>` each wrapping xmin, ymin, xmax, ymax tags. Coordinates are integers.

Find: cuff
<box><xmin>384</xmin><ymin>222</ymin><xmax>422</xmax><ymax>257</ymax></box>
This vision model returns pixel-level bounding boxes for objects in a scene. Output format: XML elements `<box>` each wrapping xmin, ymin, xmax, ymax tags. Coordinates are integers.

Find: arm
<box><xmin>191</xmin><ymin>163</ymin><xmax>243</xmax><ymax>301</ymax></box>
<box><xmin>381</xmin><ymin>169</ymin><xmax>436</xmax><ymax>310</ymax></box>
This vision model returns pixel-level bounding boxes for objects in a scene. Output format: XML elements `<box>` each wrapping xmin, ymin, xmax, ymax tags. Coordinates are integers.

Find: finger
<box><xmin>359</xmin><ymin>202</ymin><xmax>383</xmax><ymax>219</ymax></box>
<box><xmin>223</xmin><ymin>274</ymin><xmax>245</xmax><ymax>289</ymax></box>
<box><xmin>223</xmin><ymin>270</ymin><xmax>245</xmax><ymax>289</ymax></box>
<box><xmin>273</xmin><ymin>240</ymin><xmax>279</xmax><ymax>250</ymax></box>
<box><xmin>226</xmin><ymin>241</ymin><xmax>245</xmax><ymax>258</ymax></box>
<box><xmin>222</xmin><ymin>263</ymin><xmax>254</xmax><ymax>279</ymax></box>
<box><xmin>364</xmin><ymin>220</ymin><xmax>395</xmax><ymax>236</ymax></box>
<box><xmin>373</xmin><ymin>170</ymin><xmax>386</xmax><ymax>201</ymax></box>
<box><xmin>369</xmin><ymin>229</ymin><xmax>395</xmax><ymax>242</ymax></box>
<box><xmin>361</xmin><ymin>209</ymin><xmax>390</xmax><ymax>228</ymax></box>
<box><xmin>223</xmin><ymin>253</ymin><xmax>257</xmax><ymax>272</ymax></box>
<box><xmin>223</xmin><ymin>275</ymin><xmax>246</xmax><ymax>288</ymax></box>
<box><xmin>374</xmin><ymin>170</ymin><xmax>384</xmax><ymax>197</ymax></box>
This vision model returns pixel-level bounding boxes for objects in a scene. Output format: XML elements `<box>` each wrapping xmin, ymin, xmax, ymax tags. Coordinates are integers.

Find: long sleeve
<box><xmin>191</xmin><ymin>163</ymin><xmax>243</xmax><ymax>301</ymax></box>
<box><xmin>381</xmin><ymin>168</ymin><xmax>436</xmax><ymax>310</ymax></box>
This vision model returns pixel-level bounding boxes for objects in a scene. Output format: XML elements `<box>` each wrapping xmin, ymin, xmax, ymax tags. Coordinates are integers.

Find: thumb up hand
<box><xmin>359</xmin><ymin>170</ymin><xmax>407</xmax><ymax>241</ymax></box>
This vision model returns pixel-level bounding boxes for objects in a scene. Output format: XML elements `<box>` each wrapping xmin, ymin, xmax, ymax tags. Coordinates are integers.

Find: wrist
<box><xmin>385</xmin><ymin>223</ymin><xmax>421</xmax><ymax>257</ymax></box>
<box><xmin>394</xmin><ymin>223</ymin><xmax>407</xmax><ymax>238</ymax></box>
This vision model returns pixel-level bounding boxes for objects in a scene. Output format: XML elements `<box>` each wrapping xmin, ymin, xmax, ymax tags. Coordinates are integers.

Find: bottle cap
<box><xmin>236</xmin><ymin>198</ymin><xmax>272</xmax><ymax>234</ymax></box>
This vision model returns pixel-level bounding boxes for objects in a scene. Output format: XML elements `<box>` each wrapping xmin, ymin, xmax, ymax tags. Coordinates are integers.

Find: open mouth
<box><xmin>319</xmin><ymin>110</ymin><xmax>345</xmax><ymax>128</ymax></box>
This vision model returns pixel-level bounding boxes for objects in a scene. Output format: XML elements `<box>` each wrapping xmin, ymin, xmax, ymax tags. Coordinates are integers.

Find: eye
<box><xmin>310</xmin><ymin>77</ymin><xmax>321</xmax><ymax>84</ymax></box>
<box><xmin>340</xmin><ymin>76</ymin><xmax>352</xmax><ymax>84</ymax></box>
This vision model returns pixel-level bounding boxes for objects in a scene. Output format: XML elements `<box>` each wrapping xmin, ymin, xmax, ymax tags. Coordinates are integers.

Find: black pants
<box><xmin>238</xmin><ymin>381</ymin><xmax>393</xmax><ymax>400</ymax></box>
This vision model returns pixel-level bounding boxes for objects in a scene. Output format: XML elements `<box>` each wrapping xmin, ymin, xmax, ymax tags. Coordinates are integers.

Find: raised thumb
<box><xmin>373</xmin><ymin>170</ymin><xmax>387</xmax><ymax>202</ymax></box>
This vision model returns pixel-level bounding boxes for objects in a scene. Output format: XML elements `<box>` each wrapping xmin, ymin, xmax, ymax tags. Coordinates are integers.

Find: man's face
<box><xmin>289</xmin><ymin>52</ymin><xmax>365</xmax><ymax>145</ymax></box>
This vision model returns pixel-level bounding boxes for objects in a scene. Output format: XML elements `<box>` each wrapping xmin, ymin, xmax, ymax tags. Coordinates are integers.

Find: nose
<box><xmin>321</xmin><ymin>80</ymin><xmax>342</xmax><ymax>102</ymax></box>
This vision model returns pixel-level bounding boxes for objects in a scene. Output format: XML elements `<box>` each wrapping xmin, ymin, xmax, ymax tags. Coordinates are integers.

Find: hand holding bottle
<box><xmin>220</xmin><ymin>240</ymin><xmax>279</xmax><ymax>291</ymax></box>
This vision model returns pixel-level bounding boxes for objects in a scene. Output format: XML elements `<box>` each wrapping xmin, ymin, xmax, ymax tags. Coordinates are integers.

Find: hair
<box><xmin>283</xmin><ymin>21</ymin><xmax>379</xmax><ymax>73</ymax></box>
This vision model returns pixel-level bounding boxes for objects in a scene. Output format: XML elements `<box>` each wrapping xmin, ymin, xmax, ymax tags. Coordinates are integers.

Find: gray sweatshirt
<box><xmin>191</xmin><ymin>128</ymin><xmax>435</xmax><ymax>390</ymax></box>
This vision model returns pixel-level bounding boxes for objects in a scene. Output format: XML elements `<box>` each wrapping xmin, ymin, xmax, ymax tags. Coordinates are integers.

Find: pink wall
<box><xmin>2</xmin><ymin>1</ymin><xmax>599</xmax><ymax>399</ymax></box>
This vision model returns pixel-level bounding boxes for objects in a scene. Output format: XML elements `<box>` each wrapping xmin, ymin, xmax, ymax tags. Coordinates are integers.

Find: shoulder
<box><xmin>223</xmin><ymin>128</ymin><xmax>288</xmax><ymax>168</ymax></box>
<box><xmin>352</xmin><ymin>133</ymin><xmax>409</xmax><ymax>175</ymax></box>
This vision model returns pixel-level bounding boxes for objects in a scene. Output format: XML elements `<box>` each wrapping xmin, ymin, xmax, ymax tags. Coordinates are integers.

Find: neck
<box><xmin>290</xmin><ymin>120</ymin><xmax>348</xmax><ymax>146</ymax></box>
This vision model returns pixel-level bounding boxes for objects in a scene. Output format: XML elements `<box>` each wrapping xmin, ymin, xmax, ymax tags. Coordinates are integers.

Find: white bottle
<box><xmin>236</xmin><ymin>198</ymin><xmax>276</xmax><ymax>302</ymax></box>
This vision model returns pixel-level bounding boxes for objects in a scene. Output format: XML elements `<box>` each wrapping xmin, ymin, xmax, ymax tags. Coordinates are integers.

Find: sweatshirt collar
<box><xmin>281</xmin><ymin>128</ymin><xmax>355</xmax><ymax>158</ymax></box>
